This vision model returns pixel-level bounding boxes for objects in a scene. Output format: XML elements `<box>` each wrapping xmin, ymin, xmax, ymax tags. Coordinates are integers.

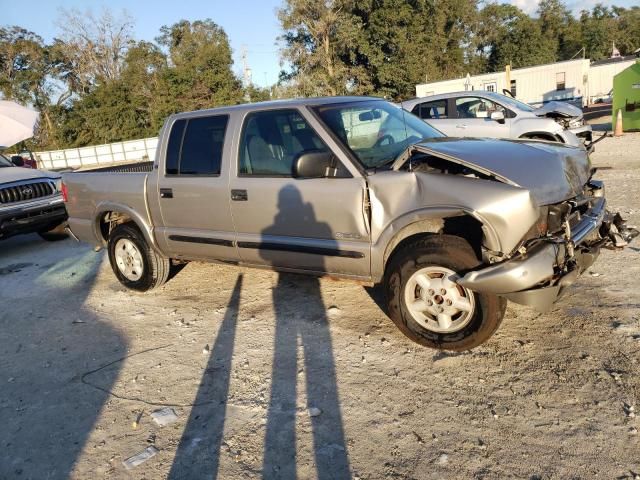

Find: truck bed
<box><xmin>63</xmin><ymin>169</ymin><xmax>152</xmax><ymax>246</ymax></box>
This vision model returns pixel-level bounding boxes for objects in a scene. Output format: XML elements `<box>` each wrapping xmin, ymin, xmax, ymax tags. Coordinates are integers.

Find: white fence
<box><xmin>35</xmin><ymin>137</ymin><xmax>158</xmax><ymax>170</ymax></box>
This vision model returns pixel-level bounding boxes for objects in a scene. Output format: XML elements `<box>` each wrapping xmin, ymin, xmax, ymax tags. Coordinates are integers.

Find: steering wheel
<box><xmin>374</xmin><ymin>134</ymin><xmax>395</xmax><ymax>147</ymax></box>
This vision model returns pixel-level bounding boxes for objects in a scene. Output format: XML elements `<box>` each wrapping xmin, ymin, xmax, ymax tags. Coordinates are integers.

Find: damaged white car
<box><xmin>402</xmin><ymin>91</ymin><xmax>594</xmax><ymax>150</ymax></box>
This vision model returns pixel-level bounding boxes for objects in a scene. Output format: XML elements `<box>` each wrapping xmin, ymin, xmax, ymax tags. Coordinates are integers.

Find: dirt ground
<box><xmin>1</xmin><ymin>133</ymin><xmax>639</xmax><ymax>480</ymax></box>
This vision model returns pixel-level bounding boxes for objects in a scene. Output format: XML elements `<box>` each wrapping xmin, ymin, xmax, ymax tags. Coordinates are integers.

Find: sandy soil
<box><xmin>1</xmin><ymin>133</ymin><xmax>639</xmax><ymax>480</ymax></box>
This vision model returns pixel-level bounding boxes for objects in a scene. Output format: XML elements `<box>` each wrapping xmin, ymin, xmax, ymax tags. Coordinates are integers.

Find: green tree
<box><xmin>278</xmin><ymin>0</ymin><xmax>371</xmax><ymax>96</ymax></box>
<box><xmin>477</xmin><ymin>3</ymin><xmax>556</xmax><ymax>71</ymax></box>
<box><xmin>155</xmin><ymin>19</ymin><xmax>243</xmax><ymax>117</ymax></box>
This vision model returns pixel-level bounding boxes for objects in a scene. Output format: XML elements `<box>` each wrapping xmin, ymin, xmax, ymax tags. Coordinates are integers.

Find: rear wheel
<box><xmin>384</xmin><ymin>235</ymin><xmax>506</xmax><ymax>351</ymax></box>
<box><xmin>108</xmin><ymin>223</ymin><xmax>170</xmax><ymax>291</ymax></box>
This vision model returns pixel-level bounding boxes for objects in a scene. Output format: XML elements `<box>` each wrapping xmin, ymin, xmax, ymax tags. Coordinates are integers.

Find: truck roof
<box><xmin>169</xmin><ymin>96</ymin><xmax>383</xmax><ymax>120</ymax></box>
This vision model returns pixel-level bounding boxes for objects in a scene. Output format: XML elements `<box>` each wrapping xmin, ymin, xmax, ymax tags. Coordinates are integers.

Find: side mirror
<box><xmin>293</xmin><ymin>151</ymin><xmax>333</xmax><ymax>178</ymax></box>
<box><xmin>10</xmin><ymin>155</ymin><xmax>24</xmax><ymax>167</ymax></box>
<box><xmin>490</xmin><ymin>111</ymin><xmax>505</xmax><ymax>123</ymax></box>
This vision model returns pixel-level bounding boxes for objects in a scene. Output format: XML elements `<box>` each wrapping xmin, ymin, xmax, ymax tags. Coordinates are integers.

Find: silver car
<box><xmin>401</xmin><ymin>91</ymin><xmax>593</xmax><ymax>149</ymax></box>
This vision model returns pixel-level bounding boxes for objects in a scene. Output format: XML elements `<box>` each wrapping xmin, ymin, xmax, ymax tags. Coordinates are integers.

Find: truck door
<box><xmin>155</xmin><ymin>113</ymin><xmax>238</xmax><ymax>262</ymax></box>
<box><xmin>229</xmin><ymin>108</ymin><xmax>371</xmax><ymax>278</ymax></box>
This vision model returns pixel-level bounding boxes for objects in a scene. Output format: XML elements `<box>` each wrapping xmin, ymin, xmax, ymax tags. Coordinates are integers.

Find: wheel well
<box><xmin>520</xmin><ymin>132</ymin><xmax>560</xmax><ymax>142</ymax></box>
<box><xmin>98</xmin><ymin>211</ymin><xmax>134</xmax><ymax>242</ymax></box>
<box><xmin>384</xmin><ymin>215</ymin><xmax>484</xmax><ymax>270</ymax></box>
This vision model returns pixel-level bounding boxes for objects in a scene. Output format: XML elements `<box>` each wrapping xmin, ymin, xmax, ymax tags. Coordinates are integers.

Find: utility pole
<box><xmin>241</xmin><ymin>45</ymin><xmax>252</xmax><ymax>102</ymax></box>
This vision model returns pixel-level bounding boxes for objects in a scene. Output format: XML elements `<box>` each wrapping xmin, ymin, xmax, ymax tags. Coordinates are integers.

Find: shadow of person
<box><xmin>0</xmin><ymin>234</ymin><xmax>125</xmax><ymax>479</ymax></box>
<box><xmin>261</xmin><ymin>185</ymin><xmax>351</xmax><ymax>479</ymax></box>
<box><xmin>168</xmin><ymin>275</ymin><xmax>243</xmax><ymax>480</ymax></box>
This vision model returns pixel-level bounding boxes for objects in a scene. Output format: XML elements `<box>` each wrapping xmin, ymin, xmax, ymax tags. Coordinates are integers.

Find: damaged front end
<box><xmin>458</xmin><ymin>181</ymin><xmax>639</xmax><ymax>311</ymax></box>
<box><xmin>534</xmin><ymin>101</ymin><xmax>594</xmax><ymax>150</ymax></box>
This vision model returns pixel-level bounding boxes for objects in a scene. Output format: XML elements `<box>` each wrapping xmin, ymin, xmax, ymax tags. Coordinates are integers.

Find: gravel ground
<box><xmin>1</xmin><ymin>133</ymin><xmax>639</xmax><ymax>480</ymax></box>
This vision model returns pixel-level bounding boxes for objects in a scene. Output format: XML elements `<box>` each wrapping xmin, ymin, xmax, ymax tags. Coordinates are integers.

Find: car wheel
<box><xmin>38</xmin><ymin>223</ymin><xmax>68</xmax><ymax>241</ymax></box>
<box><xmin>108</xmin><ymin>223</ymin><xmax>170</xmax><ymax>291</ymax></box>
<box><xmin>384</xmin><ymin>235</ymin><xmax>506</xmax><ymax>351</ymax></box>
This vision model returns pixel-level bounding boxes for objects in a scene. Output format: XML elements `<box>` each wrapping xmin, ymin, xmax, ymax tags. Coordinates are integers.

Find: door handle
<box><xmin>160</xmin><ymin>188</ymin><xmax>173</xmax><ymax>199</ymax></box>
<box><xmin>456</xmin><ymin>124</ymin><xmax>467</xmax><ymax>129</ymax></box>
<box><xmin>231</xmin><ymin>189</ymin><xmax>248</xmax><ymax>201</ymax></box>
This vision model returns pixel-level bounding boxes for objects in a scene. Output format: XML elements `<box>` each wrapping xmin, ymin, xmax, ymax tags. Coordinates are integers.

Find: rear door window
<box><xmin>165</xmin><ymin>115</ymin><xmax>228</xmax><ymax>175</ymax></box>
<box><xmin>412</xmin><ymin>100</ymin><xmax>448</xmax><ymax>119</ymax></box>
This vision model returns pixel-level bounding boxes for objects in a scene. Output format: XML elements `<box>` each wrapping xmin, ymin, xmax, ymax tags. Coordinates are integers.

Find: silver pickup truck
<box><xmin>63</xmin><ymin>97</ymin><xmax>637</xmax><ymax>350</ymax></box>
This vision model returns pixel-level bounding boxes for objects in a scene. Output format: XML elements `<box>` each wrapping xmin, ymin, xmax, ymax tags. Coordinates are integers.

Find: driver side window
<box><xmin>239</xmin><ymin>109</ymin><xmax>329</xmax><ymax>176</ymax></box>
<box><xmin>456</xmin><ymin>97</ymin><xmax>506</xmax><ymax>119</ymax></box>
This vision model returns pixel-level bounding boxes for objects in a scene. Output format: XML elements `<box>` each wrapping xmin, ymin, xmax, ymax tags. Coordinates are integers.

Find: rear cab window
<box><xmin>165</xmin><ymin>115</ymin><xmax>229</xmax><ymax>176</ymax></box>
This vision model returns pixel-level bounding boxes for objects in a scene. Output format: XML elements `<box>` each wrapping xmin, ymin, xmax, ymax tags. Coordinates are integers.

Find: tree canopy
<box><xmin>0</xmin><ymin>2</ymin><xmax>638</xmax><ymax>150</ymax></box>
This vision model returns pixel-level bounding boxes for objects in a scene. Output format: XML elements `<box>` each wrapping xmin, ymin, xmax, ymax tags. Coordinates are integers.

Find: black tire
<box><xmin>38</xmin><ymin>223</ymin><xmax>68</xmax><ymax>241</ymax></box>
<box><xmin>384</xmin><ymin>235</ymin><xmax>506</xmax><ymax>351</ymax></box>
<box><xmin>108</xmin><ymin>223</ymin><xmax>170</xmax><ymax>291</ymax></box>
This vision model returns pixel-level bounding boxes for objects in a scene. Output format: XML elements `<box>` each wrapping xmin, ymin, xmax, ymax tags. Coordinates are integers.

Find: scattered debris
<box><xmin>624</xmin><ymin>403</ymin><xmax>636</xmax><ymax>418</ymax></box>
<box><xmin>151</xmin><ymin>407</ymin><xmax>179</xmax><ymax>427</ymax></box>
<box><xmin>122</xmin><ymin>446</ymin><xmax>159</xmax><ymax>470</ymax></box>
<box><xmin>437</xmin><ymin>453</ymin><xmax>449</xmax><ymax>465</ymax></box>
<box><xmin>132</xmin><ymin>411</ymin><xmax>144</xmax><ymax>430</ymax></box>
<box><xmin>308</xmin><ymin>407</ymin><xmax>322</xmax><ymax>417</ymax></box>
<box><xmin>412</xmin><ymin>431</ymin><xmax>424</xmax><ymax>444</ymax></box>
<box><xmin>202</xmin><ymin>344</ymin><xmax>210</xmax><ymax>354</ymax></box>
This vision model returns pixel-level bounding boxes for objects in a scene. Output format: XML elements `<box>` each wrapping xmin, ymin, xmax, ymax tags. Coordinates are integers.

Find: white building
<box><xmin>415</xmin><ymin>55</ymin><xmax>638</xmax><ymax>107</ymax></box>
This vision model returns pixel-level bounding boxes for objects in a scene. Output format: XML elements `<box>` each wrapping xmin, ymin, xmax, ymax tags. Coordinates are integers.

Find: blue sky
<box><xmin>4</xmin><ymin>0</ymin><xmax>635</xmax><ymax>87</ymax></box>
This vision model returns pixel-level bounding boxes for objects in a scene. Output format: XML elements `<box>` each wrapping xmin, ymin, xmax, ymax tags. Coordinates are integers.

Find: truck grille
<box><xmin>0</xmin><ymin>181</ymin><xmax>56</xmax><ymax>205</ymax></box>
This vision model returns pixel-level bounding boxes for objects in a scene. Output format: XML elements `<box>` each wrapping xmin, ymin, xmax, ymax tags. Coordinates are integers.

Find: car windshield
<box><xmin>489</xmin><ymin>93</ymin><xmax>535</xmax><ymax>112</ymax></box>
<box><xmin>0</xmin><ymin>153</ymin><xmax>13</xmax><ymax>167</ymax></box>
<box><xmin>314</xmin><ymin>100</ymin><xmax>444</xmax><ymax>169</ymax></box>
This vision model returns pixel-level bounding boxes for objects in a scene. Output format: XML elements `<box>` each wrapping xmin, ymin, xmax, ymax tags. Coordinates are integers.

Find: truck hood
<box><xmin>405</xmin><ymin>137</ymin><xmax>590</xmax><ymax>205</ymax></box>
<box><xmin>533</xmin><ymin>101</ymin><xmax>583</xmax><ymax>119</ymax></box>
<box><xmin>0</xmin><ymin>166</ymin><xmax>60</xmax><ymax>184</ymax></box>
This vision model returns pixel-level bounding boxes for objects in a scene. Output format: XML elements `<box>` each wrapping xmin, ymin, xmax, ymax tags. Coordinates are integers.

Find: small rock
<box><xmin>7</xmin><ymin>377</ymin><xmax>15</xmax><ymax>383</ymax></box>
<box><xmin>327</xmin><ymin>306</ymin><xmax>341</xmax><ymax>316</ymax></box>
<box><xmin>308</xmin><ymin>407</ymin><xmax>322</xmax><ymax>417</ymax></box>
<box><xmin>629</xmin><ymin>427</ymin><xmax>638</xmax><ymax>435</ymax></box>
<box><xmin>437</xmin><ymin>453</ymin><xmax>449</xmax><ymax>465</ymax></box>
<box><xmin>202</xmin><ymin>344</ymin><xmax>210</xmax><ymax>354</ymax></box>
<box><xmin>589</xmin><ymin>271</ymin><xmax>603</xmax><ymax>277</ymax></box>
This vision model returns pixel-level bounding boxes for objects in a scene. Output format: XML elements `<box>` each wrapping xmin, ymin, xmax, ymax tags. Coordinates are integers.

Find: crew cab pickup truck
<box><xmin>63</xmin><ymin>97</ymin><xmax>637</xmax><ymax>350</ymax></box>
<box><xmin>0</xmin><ymin>152</ymin><xmax>67</xmax><ymax>240</ymax></box>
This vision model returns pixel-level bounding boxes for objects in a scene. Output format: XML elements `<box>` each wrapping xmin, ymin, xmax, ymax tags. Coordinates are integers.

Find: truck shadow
<box><xmin>0</xmin><ymin>234</ymin><xmax>126</xmax><ymax>479</ymax></box>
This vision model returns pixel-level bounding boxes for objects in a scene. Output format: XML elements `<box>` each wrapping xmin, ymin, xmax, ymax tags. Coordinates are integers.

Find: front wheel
<box><xmin>384</xmin><ymin>235</ymin><xmax>506</xmax><ymax>351</ymax></box>
<box><xmin>108</xmin><ymin>223</ymin><xmax>170</xmax><ymax>291</ymax></box>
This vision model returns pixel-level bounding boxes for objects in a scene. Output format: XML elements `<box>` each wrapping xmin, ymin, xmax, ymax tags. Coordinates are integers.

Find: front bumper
<box><xmin>458</xmin><ymin>195</ymin><xmax>638</xmax><ymax>311</ymax></box>
<box><xmin>0</xmin><ymin>196</ymin><xmax>67</xmax><ymax>239</ymax></box>
<box><xmin>560</xmin><ymin>125</ymin><xmax>594</xmax><ymax>151</ymax></box>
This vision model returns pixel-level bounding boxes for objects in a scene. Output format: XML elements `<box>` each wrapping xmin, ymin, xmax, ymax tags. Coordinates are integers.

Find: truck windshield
<box><xmin>314</xmin><ymin>100</ymin><xmax>444</xmax><ymax>169</ymax></box>
<box><xmin>0</xmin><ymin>154</ymin><xmax>13</xmax><ymax>167</ymax></box>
